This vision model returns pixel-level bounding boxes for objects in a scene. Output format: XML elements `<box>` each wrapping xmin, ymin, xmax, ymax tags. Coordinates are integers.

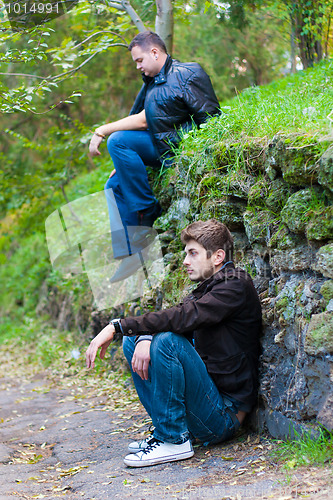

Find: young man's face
<box><xmin>131</xmin><ymin>45</ymin><xmax>162</xmax><ymax>77</ymax></box>
<box><xmin>183</xmin><ymin>239</ymin><xmax>224</xmax><ymax>282</ymax></box>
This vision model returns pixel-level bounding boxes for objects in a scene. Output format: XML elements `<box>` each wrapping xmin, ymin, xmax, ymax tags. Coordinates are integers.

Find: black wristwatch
<box><xmin>109</xmin><ymin>318</ymin><xmax>123</xmax><ymax>340</ymax></box>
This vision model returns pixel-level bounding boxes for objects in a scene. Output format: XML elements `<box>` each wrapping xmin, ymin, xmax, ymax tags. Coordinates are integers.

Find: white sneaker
<box><xmin>127</xmin><ymin>435</ymin><xmax>155</xmax><ymax>454</ymax></box>
<box><xmin>124</xmin><ymin>438</ymin><xmax>194</xmax><ymax>467</ymax></box>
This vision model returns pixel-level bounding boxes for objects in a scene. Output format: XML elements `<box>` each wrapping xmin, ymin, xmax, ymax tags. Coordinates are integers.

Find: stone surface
<box><xmin>306</xmin><ymin>206</ymin><xmax>333</xmax><ymax>241</ymax></box>
<box><xmin>281</xmin><ymin>188</ymin><xmax>314</xmax><ymax>234</ymax></box>
<box><xmin>318</xmin><ymin>145</ymin><xmax>333</xmax><ymax>192</ymax></box>
<box><xmin>270</xmin><ymin>245</ymin><xmax>316</xmax><ymax>273</ymax></box>
<box><xmin>201</xmin><ymin>199</ymin><xmax>246</xmax><ymax>230</ymax></box>
<box><xmin>305</xmin><ymin>312</ymin><xmax>333</xmax><ymax>355</ymax></box>
<box><xmin>264</xmin><ymin>410</ymin><xmax>305</xmax><ymax>440</ymax></box>
<box><xmin>317</xmin><ymin>390</ymin><xmax>333</xmax><ymax>431</ymax></box>
<box><xmin>320</xmin><ymin>280</ymin><xmax>333</xmax><ymax>307</ymax></box>
<box><xmin>313</xmin><ymin>243</ymin><xmax>333</xmax><ymax>278</ymax></box>
<box><xmin>243</xmin><ymin>209</ymin><xmax>277</xmax><ymax>244</ymax></box>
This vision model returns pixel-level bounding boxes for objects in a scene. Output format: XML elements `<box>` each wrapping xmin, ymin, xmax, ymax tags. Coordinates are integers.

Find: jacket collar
<box><xmin>192</xmin><ymin>262</ymin><xmax>236</xmax><ymax>295</ymax></box>
<box><xmin>141</xmin><ymin>54</ymin><xmax>172</xmax><ymax>86</ymax></box>
<box><xmin>154</xmin><ymin>54</ymin><xmax>172</xmax><ymax>84</ymax></box>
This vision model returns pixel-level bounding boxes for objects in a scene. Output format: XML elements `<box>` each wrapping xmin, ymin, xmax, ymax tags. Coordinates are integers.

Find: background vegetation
<box><xmin>0</xmin><ymin>0</ymin><xmax>332</xmax><ymax>345</ymax></box>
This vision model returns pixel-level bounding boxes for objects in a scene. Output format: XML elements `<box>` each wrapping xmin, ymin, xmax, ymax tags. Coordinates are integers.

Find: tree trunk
<box><xmin>155</xmin><ymin>0</ymin><xmax>174</xmax><ymax>55</ymax></box>
<box><xmin>292</xmin><ymin>1</ymin><xmax>323</xmax><ymax>69</ymax></box>
<box><xmin>290</xmin><ymin>15</ymin><xmax>297</xmax><ymax>73</ymax></box>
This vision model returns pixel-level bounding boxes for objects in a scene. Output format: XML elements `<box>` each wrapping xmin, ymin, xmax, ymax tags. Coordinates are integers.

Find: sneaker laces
<box><xmin>141</xmin><ymin>437</ymin><xmax>162</xmax><ymax>455</ymax></box>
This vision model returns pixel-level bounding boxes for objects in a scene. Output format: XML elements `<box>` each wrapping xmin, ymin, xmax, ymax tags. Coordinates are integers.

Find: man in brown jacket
<box><xmin>86</xmin><ymin>219</ymin><xmax>262</xmax><ymax>467</ymax></box>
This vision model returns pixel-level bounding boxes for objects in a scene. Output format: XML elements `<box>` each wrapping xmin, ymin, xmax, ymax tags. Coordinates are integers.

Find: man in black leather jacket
<box><xmin>89</xmin><ymin>32</ymin><xmax>220</xmax><ymax>278</ymax></box>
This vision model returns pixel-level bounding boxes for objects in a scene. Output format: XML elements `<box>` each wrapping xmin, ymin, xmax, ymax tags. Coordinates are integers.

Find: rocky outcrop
<box><xmin>154</xmin><ymin>133</ymin><xmax>333</xmax><ymax>437</ymax></box>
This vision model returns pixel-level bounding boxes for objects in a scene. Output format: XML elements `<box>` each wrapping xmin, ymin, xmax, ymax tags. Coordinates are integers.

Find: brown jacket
<box><xmin>120</xmin><ymin>263</ymin><xmax>262</xmax><ymax>412</ymax></box>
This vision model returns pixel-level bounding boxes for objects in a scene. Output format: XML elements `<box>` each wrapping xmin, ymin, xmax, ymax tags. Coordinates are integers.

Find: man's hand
<box><xmin>85</xmin><ymin>324</ymin><xmax>115</xmax><ymax>369</ymax></box>
<box><xmin>89</xmin><ymin>133</ymin><xmax>104</xmax><ymax>157</ymax></box>
<box><xmin>132</xmin><ymin>340</ymin><xmax>151</xmax><ymax>380</ymax></box>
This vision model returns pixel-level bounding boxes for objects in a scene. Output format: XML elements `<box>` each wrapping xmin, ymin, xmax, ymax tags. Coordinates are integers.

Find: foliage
<box><xmin>272</xmin><ymin>428</ymin><xmax>333</xmax><ymax>469</ymax></box>
<box><xmin>1</xmin><ymin>2</ymin><xmax>332</xmax><ymax>342</ymax></box>
<box><xmin>208</xmin><ymin>0</ymin><xmax>333</xmax><ymax>68</ymax></box>
<box><xmin>178</xmin><ymin>59</ymin><xmax>333</xmax><ymax>153</ymax></box>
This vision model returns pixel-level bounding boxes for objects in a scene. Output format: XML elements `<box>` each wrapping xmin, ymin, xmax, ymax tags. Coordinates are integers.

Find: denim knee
<box><xmin>122</xmin><ymin>335</ymin><xmax>136</xmax><ymax>365</ymax></box>
<box><xmin>150</xmin><ymin>331</ymin><xmax>186</xmax><ymax>361</ymax></box>
<box><xmin>107</xmin><ymin>131</ymin><xmax>124</xmax><ymax>153</ymax></box>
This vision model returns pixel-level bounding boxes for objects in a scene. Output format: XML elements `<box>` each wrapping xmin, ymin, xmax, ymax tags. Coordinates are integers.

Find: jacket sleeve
<box><xmin>120</xmin><ymin>278</ymin><xmax>246</xmax><ymax>336</ymax></box>
<box><xmin>182</xmin><ymin>66</ymin><xmax>220</xmax><ymax>125</ymax></box>
<box><xmin>129</xmin><ymin>84</ymin><xmax>147</xmax><ymax>115</ymax></box>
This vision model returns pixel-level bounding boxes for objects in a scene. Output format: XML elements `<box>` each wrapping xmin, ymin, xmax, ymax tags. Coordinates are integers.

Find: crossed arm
<box><xmin>89</xmin><ymin>109</ymin><xmax>148</xmax><ymax>157</ymax></box>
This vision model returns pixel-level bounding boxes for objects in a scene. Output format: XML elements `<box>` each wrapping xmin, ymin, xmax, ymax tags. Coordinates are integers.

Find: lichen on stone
<box><xmin>320</xmin><ymin>280</ymin><xmax>333</xmax><ymax>307</ymax></box>
<box><xmin>305</xmin><ymin>312</ymin><xmax>333</xmax><ymax>355</ymax></box>
<box><xmin>313</xmin><ymin>243</ymin><xmax>333</xmax><ymax>278</ymax></box>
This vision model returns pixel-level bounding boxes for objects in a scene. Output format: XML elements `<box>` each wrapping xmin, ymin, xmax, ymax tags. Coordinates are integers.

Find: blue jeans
<box><xmin>123</xmin><ymin>332</ymin><xmax>241</xmax><ymax>445</ymax></box>
<box><xmin>104</xmin><ymin>131</ymin><xmax>162</xmax><ymax>259</ymax></box>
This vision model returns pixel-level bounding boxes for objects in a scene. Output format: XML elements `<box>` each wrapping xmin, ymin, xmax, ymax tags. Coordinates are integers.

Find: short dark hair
<box><xmin>181</xmin><ymin>219</ymin><xmax>234</xmax><ymax>262</ymax></box>
<box><xmin>128</xmin><ymin>31</ymin><xmax>167</xmax><ymax>54</ymax></box>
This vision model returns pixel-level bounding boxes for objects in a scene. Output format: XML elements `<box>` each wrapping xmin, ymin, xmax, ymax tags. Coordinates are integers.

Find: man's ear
<box><xmin>214</xmin><ymin>249</ymin><xmax>225</xmax><ymax>267</ymax></box>
<box><xmin>151</xmin><ymin>47</ymin><xmax>158</xmax><ymax>58</ymax></box>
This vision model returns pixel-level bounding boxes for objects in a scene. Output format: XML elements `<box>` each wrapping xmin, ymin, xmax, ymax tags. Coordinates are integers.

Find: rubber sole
<box><xmin>124</xmin><ymin>449</ymin><xmax>194</xmax><ymax>467</ymax></box>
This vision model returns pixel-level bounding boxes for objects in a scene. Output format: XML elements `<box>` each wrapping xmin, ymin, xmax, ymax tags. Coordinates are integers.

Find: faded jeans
<box><xmin>104</xmin><ymin>130</ymin><xmax>162</xmax><ymax>259</ymax></box>
<box><xmin>122</xmin><ymin>332</ymin><xmax>241</xmax><ymax>445</ymax></box>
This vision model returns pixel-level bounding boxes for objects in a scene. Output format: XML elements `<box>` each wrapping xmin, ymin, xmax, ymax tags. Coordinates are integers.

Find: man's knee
<box><xmin>151</xmin><ymin>332</ymin><xmax>186</xmax><ymax>360</ymax></box>
<box><xmin>107</xmin><ymin>131</ymin><xmax>127</xmax><ymax>154</ymax></box>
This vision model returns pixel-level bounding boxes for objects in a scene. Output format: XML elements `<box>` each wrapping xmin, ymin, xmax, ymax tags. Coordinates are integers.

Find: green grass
<box><xmin>179</xmin><ymin>59</ymin><xmax>333</xmax><ymax>154</ymax></box>
<box><xmin>272</xmin><ymin>428</ymin><xmax>333</xmax><ymax>469</ymax></box>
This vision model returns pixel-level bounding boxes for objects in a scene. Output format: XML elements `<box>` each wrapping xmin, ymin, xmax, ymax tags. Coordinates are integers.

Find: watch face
<box><xmin>111</xmin><ymin>320</ymin><xmax>121</xmax><ymax>334</ymax></box>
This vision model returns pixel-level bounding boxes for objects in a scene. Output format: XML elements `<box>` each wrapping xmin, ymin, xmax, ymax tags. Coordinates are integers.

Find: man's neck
<box><xmin>154</xmin><ymin>53</ymin><xmax>168</xmax><ymax>75</ymax></box>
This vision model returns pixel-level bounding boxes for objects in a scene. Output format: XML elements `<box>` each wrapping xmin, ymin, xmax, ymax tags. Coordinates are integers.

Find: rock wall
<box><xmin>154</xmin><ymin>135</ymin><xmax>333</xmax><ymax>438</ymax></box>
<box><xmin>36</xmin><ymin>133</ymin><xmax>333</xmax><ymax>439</ymax></box>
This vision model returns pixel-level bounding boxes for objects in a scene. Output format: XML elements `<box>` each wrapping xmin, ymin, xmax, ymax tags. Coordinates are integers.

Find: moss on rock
<box><xmin>243</xmin><ymin>209</ymin><xmax>277</xmax><ymax>244</ymax></box>
<box><xmin>266</xmin><ymin>178</ymin><xmax>293</xmax><ymax>212</ymax></box>
<box><xmin>306</xmin><ymin>206</ymin><xmax>333</xmax><ymax>241</ymax></box>
<box><xmin>305</xmin><ymin>312</ymin><xmax>333</xmax><ymax>355</ymax></box>
<box><xmin>320</xmin><ymin>280</ymin><xmax>333</xmax><ymax>306</ymax></box>
<box><xmin>248</xmin><ymin>178</ymin><xmax>270</xmax><ymax>208</ymax></box>
<box><xmin>318</xmin><ymin>146</ymin><xmax>333</xmax><ymax>193</ymax></box>
<box><xmin>199</xmin><ymin>199</ymin><xmax>246</xmax><ymax>230</ymax></box>
<box><xmin>313</xmin><ymin>243</ymin><xmax>333</xmax><ymax>278</ymax></box>
<box><xmin>280</xmin><ymin>188</ymin><xmax>324</xmax><ymax>234</ymax></box>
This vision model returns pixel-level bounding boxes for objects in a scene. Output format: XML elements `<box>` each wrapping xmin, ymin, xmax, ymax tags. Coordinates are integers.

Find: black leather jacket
<box><xmin>130</xmin><ymin>55</ymin><xmax>220</xmax><ymax>158</ymax></box>
<box><xmin>121</xmin><ymin>263</ymin><xmax>262</xmax><ymax>412</ymax></box>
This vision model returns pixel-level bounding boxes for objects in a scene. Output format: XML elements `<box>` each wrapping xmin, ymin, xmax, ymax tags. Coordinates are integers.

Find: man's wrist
<box><xmin>109</xmin><ymin>318</ymin><xmax>123</xmax><ymax>341</ymax></box>
<box><xmin>94</xmin><ymin>130</ymin><xmax>106</xmax><ymax>139</ymax></box>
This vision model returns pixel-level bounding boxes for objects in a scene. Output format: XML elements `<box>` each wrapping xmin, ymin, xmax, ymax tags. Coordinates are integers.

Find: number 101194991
<box><xmin>5</xmin><ymin>2</ymin><xmax>60</xmax><ymax>15</ymax></box>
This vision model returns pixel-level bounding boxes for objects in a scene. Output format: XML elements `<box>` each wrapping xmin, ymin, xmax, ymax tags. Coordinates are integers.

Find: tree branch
<box><xmin>49</xmin><ymin>43</ymin><xmax>128</xmax><ymax>83</ymax></box>
<box><xmin>0</xmin><ymin>43</ymin><xmax>128</xmax><ymax>83</ymax></box>
<box><xmin>121</xmin><ymin>0</ymin><xmax>146</xmax><ymax>32</ymax></box>
<box><xmin>103</xmin><ymin>0</ymin><xmax>146</xmax><ymax>32</ymax></box>
<box><xmin>0</xmin><ymin>72</ymin><xmax>46</xmax><ymax>79</ymax></box>
<box><xmin>107</xmin><ymin>1</ymin><xmax>125</xmax><ymax>9</ymax></box>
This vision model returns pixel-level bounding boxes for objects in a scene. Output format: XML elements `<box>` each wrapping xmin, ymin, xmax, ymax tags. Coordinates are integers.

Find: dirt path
<box><xmin>0</xmin><ymin>365</ymin><xmax>332</xmax><ymax>499</ymax></box>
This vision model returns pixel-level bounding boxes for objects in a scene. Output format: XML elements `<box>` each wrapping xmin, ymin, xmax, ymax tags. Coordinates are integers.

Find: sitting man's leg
<box><xmin>107</xmin><ymin>130</ymin><xmax>162</xmax><ymax>227</ymax></box>
<box><xmin>122</xmin><ymin>336</ymin><xmax>153</xmax><ymax>416</ymax></box>
<box><xmin>124</xmin><ymin>332</ymin><xmax>240</xmax><ymax>467</ymax></box>
<box><xmin>105</xmin><ymin>130</ymin><xmax>162</xmax><ymax>281</ymax></box>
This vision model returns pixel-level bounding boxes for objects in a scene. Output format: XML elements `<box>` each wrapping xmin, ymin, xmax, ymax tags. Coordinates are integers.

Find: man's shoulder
<box><xmin>210</xmin><ymin>266</ymin><xmax>255</xmax><ymax>290</ymax></box>
<box><xmin>169</xmin><ymin>59</ymin><xmax>206</xmax><ymax>80</ymax></box>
